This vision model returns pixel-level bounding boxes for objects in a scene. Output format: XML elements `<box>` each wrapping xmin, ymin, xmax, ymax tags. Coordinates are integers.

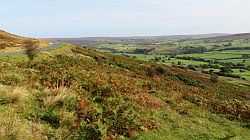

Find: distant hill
<box><xmin>202</xmin><ymin>33</ymin><xmax>250</xmax><ymax>40</ymax></box>
<box><xmin>45</xmin><ymin>33</ymin><xmax>229</xmax><ymax>44</ymax></box>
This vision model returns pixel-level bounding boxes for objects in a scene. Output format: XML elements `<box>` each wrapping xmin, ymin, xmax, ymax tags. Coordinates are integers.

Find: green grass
<box><xmin>120</xmin><ymin>53</ymin><xmax>165</xmax><ymax>61</ymax></box>
<box><xmin>178</xmin><ymin>52</ymin><xmax>242</xmax><ymax>60</ymax></box>
<box><xmin>96</xmin><ymin>44</ymin><xmax>139</xmax><ymax>52</ymax></box>
<box><xmin>124</xmin><ymin>54</ymin><xmax>210</xmax><ymax>67</ymax></box>
<box><xmin>0</xmin><ymin>54</ymin><xmax>28</xmax><ymax>62</ymax></box>
<box><xmin>125</xmin><ymin>53</ymin><xmax>250</xmax><ymax>82</ymax></box>
<box><xmin>203</xmin><ymin>68</ymin><xmax>220</xmax><ymax>72</ymax></box>
<box><xmin>137</xmin><ymin>105</ymin><xmax>250</xmax><ymax>140</ymax></box>
<box><xmin>218</xmin><ymin>50</ymin><xmax>250</xmax><ymax>55</ymax></box>
<box><xmin>232</xmin><ymin>69</ymin><xmax>250</xmax><ymax>80</ymax></box>
<box><xmin>163</xmin><ymin>58</ymin><xmax>208</xmax><ymax>66</ymax></box>
<box><xmin>218</xmin><ymin>59</ymin><xmax>250</xmax><ymax>65</ymax></box>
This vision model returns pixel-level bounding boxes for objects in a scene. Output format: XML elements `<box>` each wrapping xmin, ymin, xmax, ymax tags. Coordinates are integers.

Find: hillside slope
<box><xmin>202</xmin><ymin>33</ymin><xmax>250</xmax><ymax>41</ymax></box>
<box><xmin>0</xmin><ymin>30</ymin><xmax>49</xmax><ymax>53</ymax></box>
<box><xmin>0</xmin><ymin>43</ymin><xmax>250</xmax><ymax>139</ymax></box>
<box><xmin>0</xmin><ymin>30</ymin><xmax>29</xmax><ymax>47</ymax></box>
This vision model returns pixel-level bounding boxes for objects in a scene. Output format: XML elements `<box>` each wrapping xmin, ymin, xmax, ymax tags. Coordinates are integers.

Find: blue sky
<box><xmin>1</xmin><ymin>0</ymin><xmax>250</xmax><ymax>37</ymax></box>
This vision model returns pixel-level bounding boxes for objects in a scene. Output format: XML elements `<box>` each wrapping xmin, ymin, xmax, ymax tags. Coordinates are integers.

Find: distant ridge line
<box><xmin>43</xmin><ymin>33</ymin><xmax>231</xmax><ymax>42</ymax></box>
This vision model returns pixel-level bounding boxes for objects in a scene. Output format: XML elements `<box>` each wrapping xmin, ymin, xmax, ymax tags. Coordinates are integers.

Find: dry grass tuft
<box><xmin>0</xmin><ymin>85</ymin><xmax>28</xmax><ymax>104</ymax></box>
<box><xmin>43</xmin><ymin>87</ymin><xmax>78</xmax><ymax>109</ymax></box>
<box><xmin>0</xmin><ymin>111</ymin><xmax>36</xmax><ymax>140</ymax></box>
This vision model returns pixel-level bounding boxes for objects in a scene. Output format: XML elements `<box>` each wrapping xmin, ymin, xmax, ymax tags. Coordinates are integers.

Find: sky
<box><xmin>0</xmin><ymin>0</ymin><xmax>250</xmax><ymax>38</ymax></box>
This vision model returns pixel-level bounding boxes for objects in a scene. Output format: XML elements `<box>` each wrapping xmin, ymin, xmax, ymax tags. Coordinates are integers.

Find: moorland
<box><xmin>0</xmin><ymin>31</ymin><xmax>249</xmax><ymax>139</ymax></box>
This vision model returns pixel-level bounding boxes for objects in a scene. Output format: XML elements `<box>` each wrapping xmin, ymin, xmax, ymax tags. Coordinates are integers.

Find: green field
<box><xmin>232</xmin><ymin>69</ymin><xmax>250</xmax><ymax>80</ymax></box>
<box><xmin>96</xmin><ymin>39</ymin><xmax>250</xmax><ymax>84</ymax></box>
<box><xmin>178</xmin><ymin>52</ymin><xmax>242</xmax><ymax>59</ymax></box>
<box><xmin>126</xmin><ymin>54</ymin><xmax>209</xmax><ymax>66</ymax></box>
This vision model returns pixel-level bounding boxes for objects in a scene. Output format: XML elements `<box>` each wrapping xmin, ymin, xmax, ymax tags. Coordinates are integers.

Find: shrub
<box><xmin>0</xmin><ymin>45</ymin><xmax>5</xmax><ymax>50</ymax></box>
<box><xmin>210</xmin><ymin>72</ymin><xmax>219</xmax><ymax>83</ymax></box>
<box><xmin>239</xmin><ymin>69</ymin><xmax>246</xmax><ymax>73</ymax></box>
<box><xmin>155</xmin><ymin>66</ymin><xmax>166</xmax><ymax>75</ymax></box>
<box><xmin>205</xmin><ymin>99</ymin><xmax>250</xmax><ymax>121</ymax></box>
<box><xmin>77</xmin><ymin>124</ymin><xmax>102</xmax><ymax>140</ymax></box>
<box><xmin>175</xmin><ymin>74</ymin><xmax>203</xmax><ymax>88</ymax></box>
<box><xmin>146</xmin><ymin>65</ymin><xmax>167</xmax><ymax>77</ymax></box>
<box><xmin>0</xmin><ymin>74</ymin><xmax>26</xmax><ymax>86</ymax></box>
<box><xmin>177</xmin><ymin>61</ymin><xmax>182</xmax><ymax>65</ymax></box>
<box><xmin>106</xmin><ymin>107</ymin><xmax>137</xmax><ymax>137</ymax></box>
<box><xmin>23</xmin><ymin>39</ymin><xmax>39</xmax><ymax>61</ymax></box>
<box><xmin>76</xmin><ymin>101</ymin><xmax>98</xmax><ymax>123</ymax></box>
<box><xmin>0</xmin><ymin>42</ymin><xmax>8</xmax><ymax>50</ymax></box>
<box><xmin>154</xmin><ymin>57</ymin><xmax>160</xmax><ymax>62</ymax></box>
<box><xmin>146</xmin><ymin>67</ymin><xmax>157</xmax><ymax>77</ymax></box>
<box><xmin>41</xmin><ymin>110</ymin><xmax>60</xmax><ymax>128</ymax></box>
<box><xmin>92</xmin><ymin>85</ymin><xmax>113</xmax><ymax>99</ymax></box>
<box><xmin>219</xmin><ymin>66</ymin><xmax>233</xmax><ymax>74</ymax></box>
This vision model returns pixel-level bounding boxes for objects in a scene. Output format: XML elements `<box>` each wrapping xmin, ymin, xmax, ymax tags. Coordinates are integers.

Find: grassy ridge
<box><xmin>0</xmin><ymin>44</ymin><xmax>249</xmax><ymax>139</ymax></box>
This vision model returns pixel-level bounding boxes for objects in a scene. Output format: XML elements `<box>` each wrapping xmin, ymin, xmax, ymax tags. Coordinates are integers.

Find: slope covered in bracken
<box><xmin>0</xmin><ymin>30</ymin><xmax>30</xmax><ymax>47</ymax></box>
<box><xmin>0</xmin><ymin>43</ymin><xmax>250</xmax><ymax>139</ymax></box>
<box><xmin>0</xmin><ymin>30</ymin><xmax>48</xmax><ymax>53</ymax></box>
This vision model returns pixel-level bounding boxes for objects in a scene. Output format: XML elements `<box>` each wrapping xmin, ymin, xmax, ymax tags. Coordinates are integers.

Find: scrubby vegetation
<box><xmin>63</xmin><ymin>35</ymin><xmax>250</xmax><ymax>82</ymax></box>
<box><xmin>0</xmin><ymin>42</ymin><xmax>250</xmax><ymax>139</ymax></box>
<box><xmin>0</xmin><ymin>30</ymin><xmax>48</xmax><ymax>53</ymax></box>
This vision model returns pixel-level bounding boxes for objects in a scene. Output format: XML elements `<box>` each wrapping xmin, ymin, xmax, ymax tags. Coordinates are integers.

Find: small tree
<box><xmin>23</xmin><ymin>39</ymin><xmax>39</xmax><ymax>61</ymax></box>
<box><xmin>219</xmin><ymin>66</ymin><xmax>233</xmax><ymax>74</ymax></box>
<box><xmin>210</xmin><ymin>72</ymin><xmax>218</xmax><ymax>83</ymax></box>
<box><xmin>154</xmin><ymin>57</ymin><xmax>160</xmax><ymax>62</ymax></box>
